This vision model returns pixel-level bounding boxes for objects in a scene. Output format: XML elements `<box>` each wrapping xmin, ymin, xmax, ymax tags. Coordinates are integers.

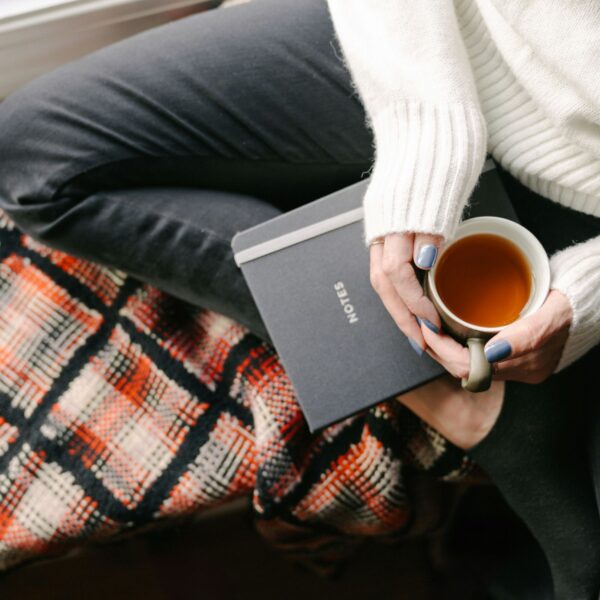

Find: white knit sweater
<box><xmin>326</xmin><ymin>0</ymin><xmax>600</xmax><ymax>372</ymax></box>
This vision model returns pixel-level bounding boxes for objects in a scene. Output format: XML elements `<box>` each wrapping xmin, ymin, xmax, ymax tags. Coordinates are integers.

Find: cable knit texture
<box><xmin>326</xmin><ymin>0</ymin><xmax>600</xmax><ymax>371</ymax></box>
<box><xmin>550</xmin><ymin>237</ymin><xmax>600</xmax><ymax>372</ymax></box>
<box><xmin>364</xmin><ymin>101</ymin><xmax>487</xmax><ymax>242</ymax></box>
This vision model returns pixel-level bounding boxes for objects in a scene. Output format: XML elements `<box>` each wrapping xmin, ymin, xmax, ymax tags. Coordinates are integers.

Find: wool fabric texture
<box><xmin>326</xmin><ymin>0</ymin><xmax>600</xmax><ymax>372</ymax></box>
<box><xmin>0</xmin><ymin>209</ymin><xmax>474</xmax><ymax>571</ymax></box>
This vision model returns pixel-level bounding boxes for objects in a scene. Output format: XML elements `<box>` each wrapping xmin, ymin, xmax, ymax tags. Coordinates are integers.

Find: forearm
<box><xmin>326</xmin><ymin>0</ymin><xmax>488</xmax><ymax>245</ymax></box>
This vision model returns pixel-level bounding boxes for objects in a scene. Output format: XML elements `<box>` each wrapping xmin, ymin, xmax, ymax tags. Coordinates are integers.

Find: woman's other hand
<box><xmin>369</xmin><ymin>232</ymin><xmax>444</xmax><ymax>354</ymax></box>
<box><xmin>420</xmin><ymin>289</ymin><xmax>573</xmax><ymax>384</ymax></box>
<box><xmin>397</xmin><ymin>375</ymin><xmax>505</xmax><ymax>451</ymax></box>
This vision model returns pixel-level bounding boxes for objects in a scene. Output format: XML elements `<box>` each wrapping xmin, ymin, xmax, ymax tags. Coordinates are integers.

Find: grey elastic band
<box><xmin>234</xmin><ymin>206</ymin><xmax>364</xmax><ymax>266</ymax></box>
<box><xmin>233</xmin><ymin>158</ymin><xmax>496</xmax><ymax>266</ymax></box>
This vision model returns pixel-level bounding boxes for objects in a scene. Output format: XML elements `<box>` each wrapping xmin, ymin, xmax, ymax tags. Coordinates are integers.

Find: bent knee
<box><xmin>0</xmin><ymin>64</ymin><xmax>108</xmax><ymax>236</ymax></box>
<box><xmin>0</xmin><ymin>74</ymin><xmax>72</xmax><ymax>211</ymax></box>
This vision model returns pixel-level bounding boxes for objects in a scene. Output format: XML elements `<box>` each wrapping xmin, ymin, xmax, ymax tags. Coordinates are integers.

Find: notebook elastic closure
<box><xmin>233</xmin><ymin>206</ymin><xmax>364</xmax><ymax>266</ymax></box>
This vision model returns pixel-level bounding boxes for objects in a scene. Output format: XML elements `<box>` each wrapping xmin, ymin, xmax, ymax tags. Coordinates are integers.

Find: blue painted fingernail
<box><xmin>408</xmin><ymin>337</ymin><xmax>424</xmax><ymax>357</ymax></box>
<box><xmin>415</xmin><ymin>245</ymin><xmax>438</xmax><ymax>270</ymax></box>
<box><xmin>422</xmin><ymin>319</ymin><xmax>440</xmax><ymax>334</ymax></box>
<box><xmin>485</xmin><ymin>340</ymin><xmax>512</xmax><ymax>363</ymax></box>
<box><xmin>416</xmin><ymin>315</ymin><xmax>439</xmax><ymax>334</ymax></box>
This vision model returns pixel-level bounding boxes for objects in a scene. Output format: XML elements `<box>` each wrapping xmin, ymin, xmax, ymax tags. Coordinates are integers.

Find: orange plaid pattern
<box><xmin>0</xmin><ymin>210</ymin><xmax>472</xmax><ymax>570</ymax></box>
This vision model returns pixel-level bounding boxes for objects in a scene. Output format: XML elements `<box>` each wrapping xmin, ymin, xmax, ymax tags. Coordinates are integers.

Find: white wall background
<box><xmin>0</xmin><ymin>0</ymin><xmax>220</xmax><ymax>98</ymax></box>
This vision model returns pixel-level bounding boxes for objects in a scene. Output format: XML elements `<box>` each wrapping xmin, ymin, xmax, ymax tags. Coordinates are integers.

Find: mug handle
<box><xmin>462</xmin><ymin>338</ymin><xmax>492</xmax><ymax>392</ymax></box>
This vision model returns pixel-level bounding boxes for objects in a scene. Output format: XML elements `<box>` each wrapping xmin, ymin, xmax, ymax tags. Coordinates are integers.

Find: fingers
<box><xmin>421</xmin><ymin>324</ymin><xmax>470</xmax><ymax>378</ymax></box>
<box><xmin>491</xmin><ymin>328</ymin><xmax>569</xmax><ymax>383</ymax></box>
<box><xmin>483</xmin><ymin>290</ymin><xmax>572</xmax><ymax>365</ymax></box>
<box><xmin>369</xmin><ymin>231</ymin><xmax>447</xmax><ymax>356</ymax></box>
<box><xmin>370</xmin><ymin>242</ymin><xmax>425</xmax><ymax>350</ymax></box>
<box><xmin>381</xmin><ymin>233</ymin><xmax>441</xmax><ymax>330</ymax></box>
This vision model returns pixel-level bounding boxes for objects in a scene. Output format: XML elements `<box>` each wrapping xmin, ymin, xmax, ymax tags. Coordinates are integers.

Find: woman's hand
<box><xmin>369</xmin><ymin>232</ymin><xmax>444</xmax><ymax>353</ymax></box>
<box><xmin>420</xmin><ymin>289</ymin><xmax>573</xmax><ymax>384</ymax></box>
<box><xmin>397</xmin><ymin>375</ymin><xmax>505</xmax><ymax>451</ymax></box>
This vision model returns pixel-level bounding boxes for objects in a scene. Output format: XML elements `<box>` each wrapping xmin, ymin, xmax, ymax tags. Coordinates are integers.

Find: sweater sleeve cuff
<box><xmin>550</xmin><ymin>235</ymin><xmax>600</xmax><ymax>372</ymax></box>
<box><xmin>362</xmin><ymin>100</ymin><xmax>488</xmax><ymax>246</ymax></box>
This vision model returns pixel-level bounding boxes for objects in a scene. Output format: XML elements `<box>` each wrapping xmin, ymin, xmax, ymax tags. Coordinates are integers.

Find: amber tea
<box><xmin>434</xmin><ymin>233</ymin><xmax>532</xmax><ymax>328</ymax></box>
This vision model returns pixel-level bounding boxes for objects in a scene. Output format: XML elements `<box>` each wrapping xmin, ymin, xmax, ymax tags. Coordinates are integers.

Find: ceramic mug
<box><xmin>424</xmin><ymin>216</ymin><xmax>550</xmax><ymax>392</ymax></box>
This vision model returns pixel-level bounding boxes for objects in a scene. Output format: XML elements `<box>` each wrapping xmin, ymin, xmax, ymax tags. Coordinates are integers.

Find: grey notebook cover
<box><xmin>231</xmin><ymin>161</ymin><xmax>517</xmax><ymax>431</ymax></box>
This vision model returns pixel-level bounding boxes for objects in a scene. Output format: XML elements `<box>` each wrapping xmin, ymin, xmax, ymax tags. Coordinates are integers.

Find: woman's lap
<box><xmin>0</xmin><ymin>0</ymin><xmax>372</xmax><ymax>339</ymax></box>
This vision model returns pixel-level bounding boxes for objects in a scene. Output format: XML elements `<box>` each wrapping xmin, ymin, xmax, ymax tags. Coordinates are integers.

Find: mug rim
<box><xmin>426</xmin><ymin>216</ymin><xmax>551</xmax><ymax>334</ymax></box>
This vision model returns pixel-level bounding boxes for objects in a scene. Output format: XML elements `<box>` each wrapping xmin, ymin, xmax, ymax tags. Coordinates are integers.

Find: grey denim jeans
<box><xmin>0</xmin><ymin>0</ymin><xmax>373</xmax><ymax>342</ymax></box>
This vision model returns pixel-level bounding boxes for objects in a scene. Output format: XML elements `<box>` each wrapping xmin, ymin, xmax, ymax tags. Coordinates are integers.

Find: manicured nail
<box><xmin>416</xmin><ymin>316</ymin><xmax>439</xmax><ymax>334</ymax></box>
<box><xmin>485</xmin><ymin>340</ymin><xmax>512</xmax><ymax>363</ymax></box>
<box><xmin>408</xmin><ymin>337</ymin><xmax>424</xmax><ymax>357</ymax></box>
<box><xmin>415</xmin><ymin>245</ymin><xmax>438</xmax><ymax>270</ymax></box>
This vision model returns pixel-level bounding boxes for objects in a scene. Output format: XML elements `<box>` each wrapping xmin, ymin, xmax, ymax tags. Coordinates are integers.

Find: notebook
<box><xmin>231</xmin><ymin>160</ymin><xmax>517</xmax><ymax>431</ymax></box>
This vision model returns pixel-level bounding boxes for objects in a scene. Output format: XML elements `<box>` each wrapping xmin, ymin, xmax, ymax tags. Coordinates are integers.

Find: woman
<box><xmin>0</xmin><ymin>0</ymin><xmax>598</xmax><ymax>596</ymax></box>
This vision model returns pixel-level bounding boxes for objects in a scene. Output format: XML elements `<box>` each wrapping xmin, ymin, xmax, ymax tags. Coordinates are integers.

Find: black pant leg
<box><xmin>0</xmin><ymin>0</ymin><xmax>372</xmax><ymax>339</ymax></box>
<box><xmin>469</xmin><ymin>169</ymin><xmax>600</xmax><ymax>599</ymax></box>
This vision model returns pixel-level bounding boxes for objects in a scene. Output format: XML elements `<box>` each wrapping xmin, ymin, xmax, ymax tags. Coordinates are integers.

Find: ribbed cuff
<box><xmin>550</xmin><ymin>235</ymin><xmax>600</xmax><ymax>372</ymax></box>
<box><xmin>362</xmin><ymin>100</ymin><xmax>488</xmax><ymax>246</ymax></box>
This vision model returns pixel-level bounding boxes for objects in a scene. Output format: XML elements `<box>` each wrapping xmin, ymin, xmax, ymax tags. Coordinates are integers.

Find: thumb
<box><xmin>483</xmin><ymin>303</ymin><xmax>553</xmax><ymax>363</ymax></box>
<box><xmin>413</xmin><ymin>233</ymin><xmax>444</xmax><ymax>271</ymax></box>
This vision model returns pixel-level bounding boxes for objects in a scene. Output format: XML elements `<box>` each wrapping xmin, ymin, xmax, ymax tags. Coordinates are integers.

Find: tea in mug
<box><xmin>434</xmin><ymin>233</ymin><xmax>532</xmax><ymax>327</ymax></box>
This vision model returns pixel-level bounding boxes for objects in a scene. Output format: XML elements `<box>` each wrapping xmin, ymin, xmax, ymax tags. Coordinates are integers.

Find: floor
<box><xmin>0</xmin><ymin>486</ymin><xmax>539</xmax><ymax>600</ymax></box>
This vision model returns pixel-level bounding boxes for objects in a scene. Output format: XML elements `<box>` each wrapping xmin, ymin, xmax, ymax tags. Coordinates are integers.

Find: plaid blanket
<box><xmin>0</xmin><ymin>210</ymin><xmax>474</xmax><ymax>572</ymax></box>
